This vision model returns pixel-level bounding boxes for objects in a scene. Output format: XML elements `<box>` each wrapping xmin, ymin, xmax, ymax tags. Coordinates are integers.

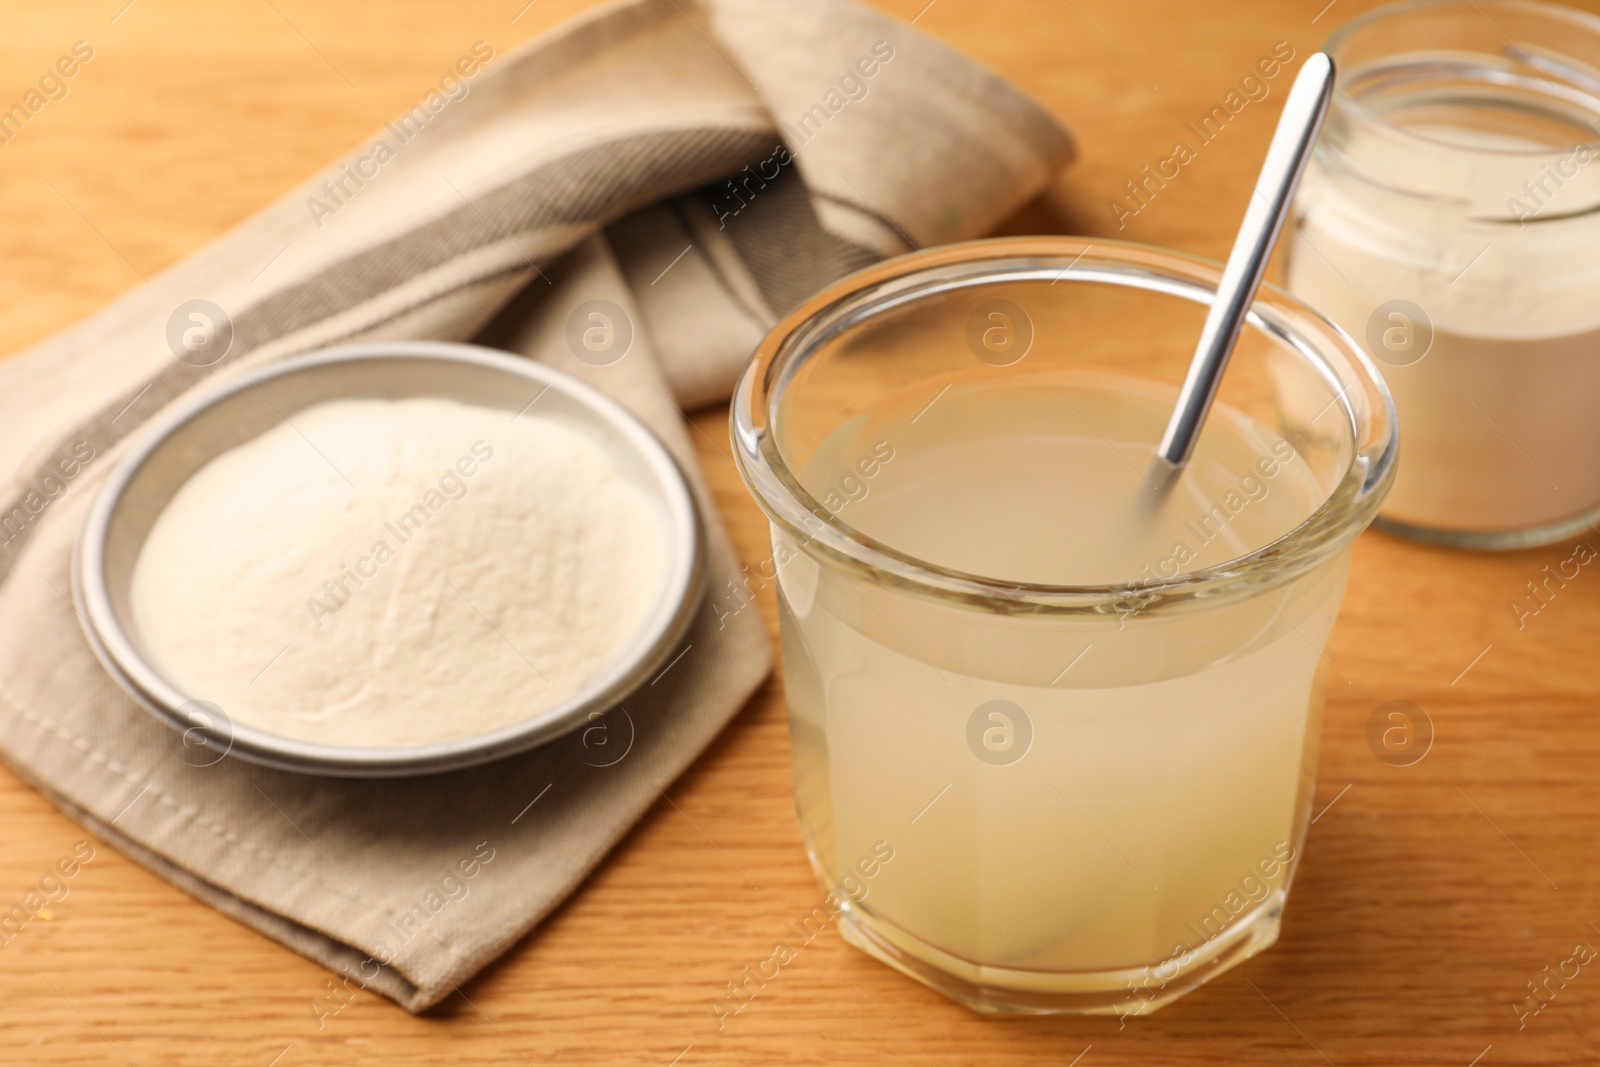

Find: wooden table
<box><xmin>4</xmin><ymin>1</ymin><xmax>1599</xmax><ymax>1063</ymax></box>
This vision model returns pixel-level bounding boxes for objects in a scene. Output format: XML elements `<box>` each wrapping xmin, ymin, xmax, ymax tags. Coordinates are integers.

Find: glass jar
<box><xmin>731</xmin><ymin>237</ymin><xmax>1396</xmax><ymax>1015</ymax></box>
<box><xmin>1286</xmin><ymin>0</ymin><xmax>1600</xmax><ymax>549</ymax></box>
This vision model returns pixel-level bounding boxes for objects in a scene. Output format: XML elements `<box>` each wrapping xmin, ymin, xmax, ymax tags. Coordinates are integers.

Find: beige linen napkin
<box><xmin>0</xmin><ymin>0</ymin><xmax>1070</xmax><ymax>1010</ymax></box>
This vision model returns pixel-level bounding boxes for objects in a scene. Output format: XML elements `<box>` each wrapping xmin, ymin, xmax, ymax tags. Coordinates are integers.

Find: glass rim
<box><xmin>1324</xmin><ymin>0</ymin><xmax>1600</xmax><ymax>158</ymax></box>
<box><xmin>730</xmin><ymin>236</ymin><xmax>1399</xmax><ymax>615</ymax></box>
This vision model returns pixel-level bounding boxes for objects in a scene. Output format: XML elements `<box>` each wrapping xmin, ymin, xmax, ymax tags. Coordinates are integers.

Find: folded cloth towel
<box><xmin>0</xmin><ymin>0</ymin><xmax>1070</xmax><ymax>1011</ymax></box>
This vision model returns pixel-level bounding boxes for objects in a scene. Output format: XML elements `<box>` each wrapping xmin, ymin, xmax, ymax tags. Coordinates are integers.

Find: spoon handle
<box><xmin>1154</xmin><ymin>52</ymin><xmax>1336</xmax><ymax>472</ymax></box>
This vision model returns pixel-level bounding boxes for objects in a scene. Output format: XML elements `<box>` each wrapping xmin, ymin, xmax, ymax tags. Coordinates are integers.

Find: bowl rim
<box><xmin>73</xmin><ymin>341</ymin><xmax>705</xmax><ymax>778</ymax></box>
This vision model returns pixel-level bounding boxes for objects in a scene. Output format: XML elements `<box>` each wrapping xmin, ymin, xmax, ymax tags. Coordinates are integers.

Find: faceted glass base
<box><xmin>835</xmin><ymin>895</ymin><xmax>1285</xmax><ymax>1017</ymax></box>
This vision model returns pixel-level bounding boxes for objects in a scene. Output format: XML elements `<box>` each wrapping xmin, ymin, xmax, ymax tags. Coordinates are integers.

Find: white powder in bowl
<box><xmin>130</xmin><ymin>396</ymin><xmax>669</xmax><ymax>748</ymax></box>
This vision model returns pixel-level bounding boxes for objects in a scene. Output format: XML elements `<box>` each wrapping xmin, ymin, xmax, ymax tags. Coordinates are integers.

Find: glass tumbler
<box><xmin>730</xmin><ymin>237</ymin><xmax>1396</xmax><ymax>1016</ymax></box>
<box><xmin>1286</xmin><ymin>0</ymin><xmax>1600</xmax><ymax>549</ymax></box>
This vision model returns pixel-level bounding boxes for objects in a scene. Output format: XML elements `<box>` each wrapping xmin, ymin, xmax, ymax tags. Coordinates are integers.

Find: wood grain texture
<box><xmin>3</xmin><ymin>1</ymin><xmax>1600</xmax><ymax>1063</ymax></box>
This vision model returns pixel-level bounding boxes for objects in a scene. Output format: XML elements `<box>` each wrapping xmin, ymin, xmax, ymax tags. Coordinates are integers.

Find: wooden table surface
<box><xmin>5</xmin><ymin>1</ymin><xmax>1600</xmax><ymax>1064</ymax></box>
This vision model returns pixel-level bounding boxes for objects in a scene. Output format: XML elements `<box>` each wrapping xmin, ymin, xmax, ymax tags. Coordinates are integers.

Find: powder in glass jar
<box><xmin>130</xmin><ymin>396</ymin><xmax>669</xmax><ymax>747</ymax></box>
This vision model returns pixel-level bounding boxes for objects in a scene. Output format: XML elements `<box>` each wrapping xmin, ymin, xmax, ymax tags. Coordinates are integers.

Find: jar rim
<box><xmin>729</xmin><ymin>237</ymin><xmax>1399</xmax><ymax>615</ymax></box>
<box><xmin>1324</xmin><ymin>0</ymin><xmax>1600</xmax><ymax>158</ymax></box>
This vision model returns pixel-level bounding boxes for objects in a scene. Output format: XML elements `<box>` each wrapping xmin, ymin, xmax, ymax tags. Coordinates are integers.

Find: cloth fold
<box><xmin>0</xmin><ymin>0</ymin><xmax>1070</xmax><ymax>1010</ymax></box>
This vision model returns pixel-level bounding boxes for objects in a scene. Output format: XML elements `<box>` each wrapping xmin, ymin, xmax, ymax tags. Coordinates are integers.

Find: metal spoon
<box><xmin>1147</xmin><ymin>52</ymin><xmax>1336</xmax><ymax>490</ymax></box>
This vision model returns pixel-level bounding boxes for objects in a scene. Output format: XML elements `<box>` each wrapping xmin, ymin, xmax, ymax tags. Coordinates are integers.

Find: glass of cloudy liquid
<box><xmin>1287</xmin><ymin>0</ymin><xmax>1600</xmax><ymax>549</ymax></box>
<box><xmin>731</xmin><ymin>237</ymin><xmax>1396</xmax><ymax>1015</ymax></box>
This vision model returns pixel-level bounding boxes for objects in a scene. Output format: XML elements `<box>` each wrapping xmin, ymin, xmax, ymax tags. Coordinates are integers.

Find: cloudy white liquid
<box><xmin>777</xmin><ymin>375</ymin><xmax>1345</xmax><ymax>982</ymax></box>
